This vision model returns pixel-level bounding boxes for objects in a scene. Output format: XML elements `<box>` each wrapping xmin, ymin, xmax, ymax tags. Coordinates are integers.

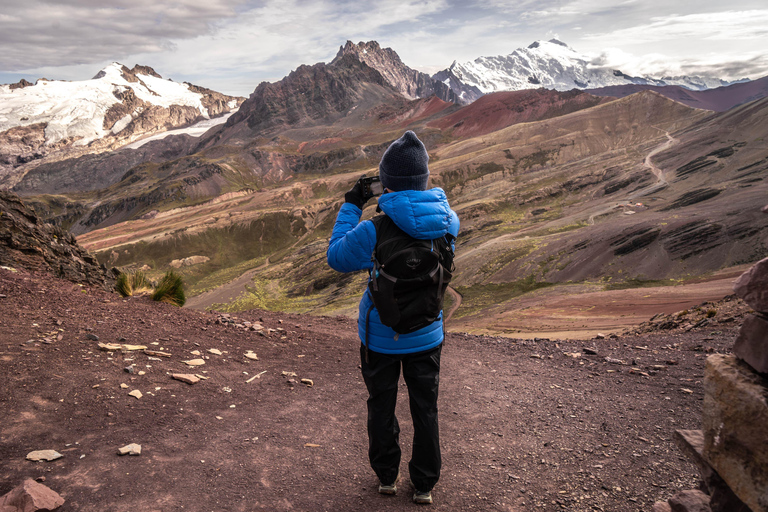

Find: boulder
<box><xmin>733</xmin><ymin>257</ymin><xmax>768</xmax><ymax>312</ymax></box>
<box><xmin>703</xmin><ymin>355</ymin><xmax>768</xmax><ymax>512</ymax></box>
<box><xmin>0</xmin><ymin>478</ymin><xmax>64</xmax><ymax>511</ymax></box>
<box><xmin>668</xmin><ymin>489</ymin><xmax>711</xmax><ymax>512</ymax></box>
<box><xmin>734</xmin><ymin>314</ymin><xmax>768</xmax><ymax>374</ymax></box>
<box><xmin>653</xmin><ymin>502</ymin><xmax>673</xmax><ymax>512</ymax></box>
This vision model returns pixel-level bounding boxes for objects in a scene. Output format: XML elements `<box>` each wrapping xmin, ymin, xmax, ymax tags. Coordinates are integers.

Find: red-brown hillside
<box><xmin>427</xmin><ymin>88</ymin><xmax>609</xmax><ymax>138</ymax></box>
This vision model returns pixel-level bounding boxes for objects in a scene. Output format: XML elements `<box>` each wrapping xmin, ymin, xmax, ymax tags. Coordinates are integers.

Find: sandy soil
<box><xmin>0</xmin><ymin>267</ymin><xmax>740</xmax><ymax>511</ymax></box>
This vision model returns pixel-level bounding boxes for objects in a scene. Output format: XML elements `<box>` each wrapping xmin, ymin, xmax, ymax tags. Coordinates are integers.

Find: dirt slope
<box><xmin>0</xmin><ymin>267</ymin><xmax>741</xmax><ymax>511</ymax></box>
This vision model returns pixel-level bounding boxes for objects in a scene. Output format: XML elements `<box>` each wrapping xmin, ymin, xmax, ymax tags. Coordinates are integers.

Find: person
<box><xmin>326</xmin><ymin>130</ymin><xmax>460</xmax><ymax>505</ymax></box>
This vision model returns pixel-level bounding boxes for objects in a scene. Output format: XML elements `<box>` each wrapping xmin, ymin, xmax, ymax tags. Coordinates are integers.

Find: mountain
<box><xmin>70</xmin><ymin>89</ymin><xmax>767</xmax><ymax>329</ymax></box>
<box><xmin>332</xmin><ymin>40</ymin><xmax>463</xmax><ymax>104</ymax></box>
<box><xmin>433</xmin><ymin>39</ymin><xmax>745</xmax><ymax>103</ymax></box>
<box><xmin>4</xmin><ymin>40</ymin><xmax>766</xmax><ymax>336</ymax></box>
<box><xmin>586</xmin><ymin>74</ymin><xmax>768</xmax><ymax>112</ymax></box>
<box><xmin>0</xmin><ymin>63</ymin><xmax>244</xmax><ymax>187</ymax></box>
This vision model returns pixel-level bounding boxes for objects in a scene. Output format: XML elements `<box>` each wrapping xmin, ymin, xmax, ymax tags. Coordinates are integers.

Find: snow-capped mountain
<box><xmin>433</xmin><ymin>39</ymin><xmax>746</xmax><ymax>103</ymax></box>
<box><xmin>0</xmin><ymin>63</ymin><xmax>243</xmax><ymax>182</ymax></box>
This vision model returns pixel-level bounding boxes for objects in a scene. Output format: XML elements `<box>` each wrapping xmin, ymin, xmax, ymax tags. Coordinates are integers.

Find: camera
<box><xmin>360</xmin><ymin>176</ymin><xmax>384</xmax><ymax>199</ymax></box>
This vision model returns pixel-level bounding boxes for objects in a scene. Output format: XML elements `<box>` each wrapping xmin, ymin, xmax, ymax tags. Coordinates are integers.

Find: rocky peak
<box><xmin>0</xmin><ymin>191</ymin><xmax>116</xmax><ymax>289</ymax></box>
<box><xmin>130</xmin><ymin>64</ymin><xmax>162</xmax><ymax>78</ymax></box>
<box><xmin>332</xmin><ymin>40</ymin><xmax>463</xmax><ymax>104</ymax></box>
<box><xmin>8</xmin><ymin>78</ymin><xmax>34</xmax><ymax>90</ymax></box>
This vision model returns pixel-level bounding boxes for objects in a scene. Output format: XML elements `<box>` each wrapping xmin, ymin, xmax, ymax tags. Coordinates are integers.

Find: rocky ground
<box><xmin>0</xmin><ymin>266</ymin><xmax>745</xmax><ymax>511</ymax></box>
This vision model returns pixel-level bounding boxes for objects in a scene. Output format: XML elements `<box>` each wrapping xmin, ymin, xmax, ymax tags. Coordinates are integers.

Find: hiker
<box><xmin>327</xmin><ymin>130</ymin><xmax>459</xmax><ymax>505</ymax></box>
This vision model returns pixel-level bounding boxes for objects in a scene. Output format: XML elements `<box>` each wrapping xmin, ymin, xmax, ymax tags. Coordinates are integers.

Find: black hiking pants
<box><xmin>360</xmin><ymin>343</ymin><xmax>442</xmax><ymax>492</ymax></box>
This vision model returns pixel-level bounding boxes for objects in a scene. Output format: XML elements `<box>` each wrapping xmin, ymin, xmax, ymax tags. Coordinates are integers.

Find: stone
<box><xmin>121</xmin><ymin>344</ymin><xmax>146</xmax><ymax>351</ymax></box>
<box><xmin>25</xmin><ymin>450</ymin><xmax>62</xmax><ymax>462</ymax></box>
<box><xmin>171</xmin><ymin>374</ymin><xmax>200</xmax><ymax>385</ymax></box>
<box><xmin>703</xmin><ymin>355</ymin><xmax>768</xmax><ymax>512</ymax></box>
<box><xmin>124</xmin><ymin>366</ymin><xmax>135</xmax><ymax>374</ymax></box>
<box><xmin>117</xmin><ymin>443</ymin><xmax>141</xmax><ymax>456</ymax></box>
<box><xmin>0</xmin><ymin>478</ymin><xmax>65</xmax><ymax>511</ymax></box>
<box><xmin>244</xmin><ymin>351</ymin><xmax>258</xmax><ymax>360</ymax></box>
<box><xmin>97</xmin><ymin>343</ymin><xmax>121</xmax><ymax>351</ymax></box>
<box><xmin>120</xmin><ymin>383</ymin><xmax>129</xmax><ymax>389</ymax></box>
<box><xmin>86</xmin><ymin>333</ymin><xmax>99</xmax><ymax>341</ymax></box>
<box><xmin>762</xmin><ymin>204</ymin><xmax>768</xmax><ymax>213</ymax></box>
<box><xmin>183</xmin><ymin>359</ymin><xmax>205</xmax><ymax>366</ymax></box>
<box><xmin>733</xmin><ymin>257</ymin><xmax>768</xmax><ymax>312</ymax></box>
<box><xmin>128</xmin><ymin>390</ymin><xmax>142</xmax><ymax>399</ymax></box>
<box><xmin>583</xmin><ymin>348</ymin><xmax>599</xmax><ymax>355</ymax></box>
<box><xmin>668</xmin><ymin>490</ymin><xmax>711</xmax><ymax>512</ymax></box>
<box><xmin>733</xmin><ymin>314</ymin><xmax>768</xmax><ymax>374</ymax></box>
<box><xmin>143</xmin><ymin>349</ymin><xmax>171</xmax><ymax>358</ymax></box>
<box><xmin>653</xmin><ymin>502</ymin><xmax>672</xmax><ymax>512</ymax></box>
<box><xmin>300</xmin><ymin>378</ymin><xmax>314</xmax><ymax>387</ymax></box>
<box><xmin>208</xmin><ymin>348</ymin><xmax>222</xmax><ymax>355</ymax></box>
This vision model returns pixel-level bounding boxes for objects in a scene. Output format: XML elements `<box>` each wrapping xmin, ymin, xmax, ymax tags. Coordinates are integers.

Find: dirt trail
<box><xmin>587</xmin><ymin>131</ymin><xmax>677</xmax><ymax>225</ymax></box>
<box><xmin>0</xmin><ymin>268</ymin><xmax>737</xmax><ymax>512</ymax></box>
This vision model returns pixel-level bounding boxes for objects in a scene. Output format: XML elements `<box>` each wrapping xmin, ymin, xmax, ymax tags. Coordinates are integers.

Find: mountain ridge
<box><xmin>433</xmin><ymin>39</ymin><xmax>747</xmax><ymax>103</ymax></box>
<box><xmin>0</xmin><ymin>62</ymin><xmax>244</xmax><ymax>188</ymax></box>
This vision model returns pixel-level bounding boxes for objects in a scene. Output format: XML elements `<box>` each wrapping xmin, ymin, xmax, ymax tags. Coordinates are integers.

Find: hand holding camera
<box><xmin>345</xmin><ymin>175</ymin><xmax>383</xmax><ymax>209</ymax></box>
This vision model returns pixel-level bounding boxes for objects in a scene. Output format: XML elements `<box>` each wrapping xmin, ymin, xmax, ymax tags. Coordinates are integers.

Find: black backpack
<box><xmin>367</xmin><ymin>214</ymin><xmax>455</xmax><ymax>335</ymax></box>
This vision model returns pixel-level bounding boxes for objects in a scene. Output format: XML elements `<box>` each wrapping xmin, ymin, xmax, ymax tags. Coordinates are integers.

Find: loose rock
<box><xmin>733</xmin><ymin>257</ymin><xmax>768</xmax><ymax>312</ymax></box>
<box><xmin>733</xmin><ymin>314</ymin><xmax>768</xmax><ymax>373</ymax></box>
<box><xmin>668</xmin><ymin>489</ymin><xmax>712</xmax><ymax>512</ymax></box>
<box><xmin>0</xmin><ymin>478</ymin><xmax>65</xmax><ymax>511</ymax></box>
<box><xmin>172</xmin><ymin>374</ymin><xmax>200</xmax><ymax>385</ymax></box>
<box><xmin>26</xmin><ymin>450</ymin><xmax>62</xmax><ymax>462</ymax></box>
<box><xmin>128</xmin><ymin>390</ymin><xmax>142</xmax><ymax>399</ymax></box>
<box><xmin>117</xmin><ymin>443</ymin><xmax>141</xmax><ymax>456</ymax></box>
<box><xmin>245</xmin><ymin>351</ymin><xmax>258</xmax><ymax>360</ymax></box>
<box><xmin>183</xmin><ymin>359</ymin><xmax>206</xmax><ymax>366</ymax></box>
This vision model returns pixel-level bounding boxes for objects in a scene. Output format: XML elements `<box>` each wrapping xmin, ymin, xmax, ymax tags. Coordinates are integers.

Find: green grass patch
<box><xmin>115</xmin><ymin>270</ymin><xmax>153</xmax><ymax>297</ymax></box>
<box><xmin>152</xmin><ymin>271</ymin><xmax>186</xmax><ymax>307</ymax></box>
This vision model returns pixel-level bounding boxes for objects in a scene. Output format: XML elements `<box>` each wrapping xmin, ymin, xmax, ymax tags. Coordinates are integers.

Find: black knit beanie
<box><xmin>378</xmin><ymin>131</ymin><xmax>429</xmax><ymax>191</ymax></box>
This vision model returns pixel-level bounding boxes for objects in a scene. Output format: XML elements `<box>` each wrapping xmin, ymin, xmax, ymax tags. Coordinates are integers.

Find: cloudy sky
<box><xmin>1</xmin><ymin>0</ymin><xmax>767</xmax><ymax>96</ymax></box>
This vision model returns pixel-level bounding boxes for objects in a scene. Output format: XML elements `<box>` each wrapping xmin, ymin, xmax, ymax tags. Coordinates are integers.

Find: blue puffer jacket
<box><xmin>327</xmin><ymin>188</ymin><xmax>460</xmax><ymax>354</ymax></box>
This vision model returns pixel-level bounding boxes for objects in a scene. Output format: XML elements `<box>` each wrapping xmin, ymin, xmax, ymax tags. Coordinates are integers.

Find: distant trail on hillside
<box><xmin>587</xmin><ymin>130</ymin><xmax>678</xmax><ymax>225</ymax></box>
<box><xmin>444</xmin><ymin>286</ymin><xmax>462</xmax><ymax>324</ymax></box>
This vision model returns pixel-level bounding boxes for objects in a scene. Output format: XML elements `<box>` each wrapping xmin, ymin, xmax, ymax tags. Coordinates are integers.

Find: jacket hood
<box><xmin>377</xmin><ymin>188</ymin><xmax>455</xmax><ymax>240</ymax></box>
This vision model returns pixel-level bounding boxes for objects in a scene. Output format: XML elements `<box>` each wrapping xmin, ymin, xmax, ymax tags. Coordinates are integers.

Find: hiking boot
<box><xmin>412</xmin><ymin>489</ymin><xmax>433</xmax><ymax>505</ymax></box>
<box><xmin>378</xmin><ymin>471</ymin><xmax>400</xmax><ymax>495</ymax></box>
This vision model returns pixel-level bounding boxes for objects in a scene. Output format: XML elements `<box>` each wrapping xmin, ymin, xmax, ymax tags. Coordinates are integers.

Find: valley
<box><xmin>3</xmin><ymin>42</ymin><xmax>767</xmax><ymax>339</ymax></box>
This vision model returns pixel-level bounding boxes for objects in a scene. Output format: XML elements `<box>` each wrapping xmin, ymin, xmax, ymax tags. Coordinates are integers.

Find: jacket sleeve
<box><xmin>327</xmin><ymin>202</ymin><xmax>377</xmax><ymax>273</ymax></box>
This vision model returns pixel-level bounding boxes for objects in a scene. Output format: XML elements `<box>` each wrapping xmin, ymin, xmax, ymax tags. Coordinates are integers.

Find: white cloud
<box><xmin>2</xmin><ymin>0</ymin><xmax>767</xmax><ymax>95</ymax></box>
<box><xmin>583</xmin><ymin>10</ymin><xmax>768</xmax><ymax>44</ymax></box>
<box><xmin>0</xmin><ymin>0</ymin><xmax>244</xmax><ymax>69</ymax></box>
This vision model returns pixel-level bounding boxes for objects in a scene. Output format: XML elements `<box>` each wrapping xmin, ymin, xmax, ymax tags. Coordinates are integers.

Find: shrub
<box><xmin>706</xmin><ymin>309</ymin><xmax>717</xmax><ymax>318</ymax></box>
<box><xmin>115</xmin><ymin>271</ymin><xmax>153</xmax><ymax>298</ymax></box>
<box><xmin>151</xmin><ymin>271</ymin><xmax>186</xmax><ymax>307</ymax></box>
